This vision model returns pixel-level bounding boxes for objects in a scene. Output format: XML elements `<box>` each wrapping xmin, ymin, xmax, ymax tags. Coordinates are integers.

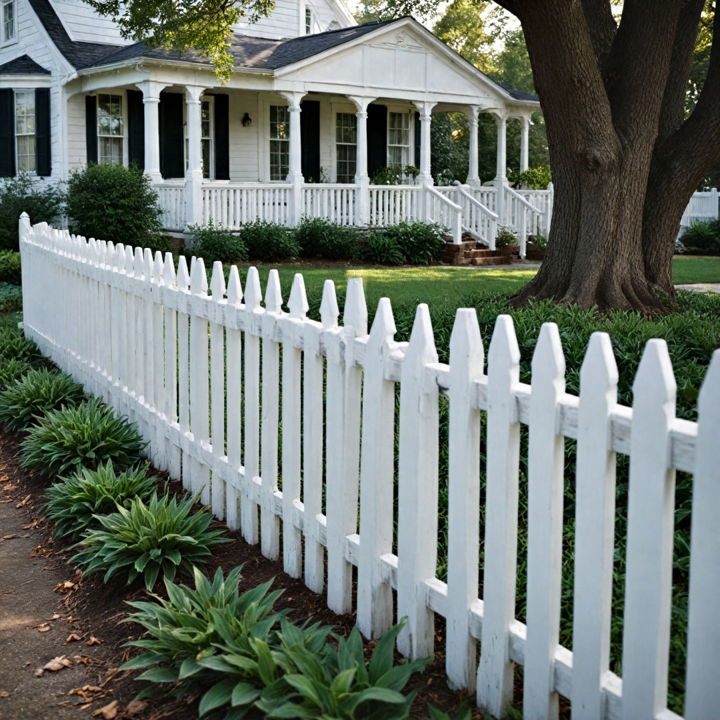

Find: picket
<box><xmin>19</xmin><ymin>219</ymin><xmax>717</xmax><ymax>720</ymax></box>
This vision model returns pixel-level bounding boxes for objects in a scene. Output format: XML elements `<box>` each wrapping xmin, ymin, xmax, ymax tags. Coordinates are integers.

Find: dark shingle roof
<box><xmin>0</xmin><ymin>54</ymin><xmax>51</xmax><ymax>74</ymax></box>
<box><xmin>498</xmin><ymin>82</ymin><xmax>538</xmax><ymax>102</ymax></box>
<box><xmin>27</xmin><ymin>0</ymin><xmax>121</xmax><ymax>69</ymax></box>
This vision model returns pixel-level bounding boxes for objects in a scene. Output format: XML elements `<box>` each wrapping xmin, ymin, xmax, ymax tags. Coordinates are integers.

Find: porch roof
<box><xmin>0</xmin><ymin>54</ymin><xmax>51</xmax><ymax>75</ymax></box>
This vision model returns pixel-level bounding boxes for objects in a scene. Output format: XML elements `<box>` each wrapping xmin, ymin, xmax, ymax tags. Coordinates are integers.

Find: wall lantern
<box><xmin>242</xmin><ymin>113</ymin><xmax>252</xmax><ymax>127</ymax></box>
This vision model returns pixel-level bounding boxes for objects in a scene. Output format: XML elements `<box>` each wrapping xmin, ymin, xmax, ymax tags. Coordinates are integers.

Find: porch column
<box><xmin>494</xmin><ymin>112</ymin><xmax>508</xmax><ymax>226</ymax></box>
<box><xmin>185</xmin><ymin>85</ymin><xmax>205</xmax><ymax>228</ymax></box>
<box><xmin>281</xmin><ymin>91</ymin><xmax>305</xmax><ymax>226</ymax></box>
<box><xmin>520</xmin><ymin>115</ymin><xmax>531</xmax><ymax>173</ymax></box>
<box><xmin>466</xmin><ymin>105</ymin><xmax>481</xmax><ymax>186</ymax></box>
<box><xmin>414</xmin><ymin>101</ymin><xmax>436</xmax><ymax>185</ymax></box>
<box><xmin>349</xmin><ymin>95</ymin><xmax>374</xmax><ymax>226</ymax></box>
<box><xmin>136</xmin><ymin>80</ymin><xmax>167</xmax><ymax>183</ymax></box>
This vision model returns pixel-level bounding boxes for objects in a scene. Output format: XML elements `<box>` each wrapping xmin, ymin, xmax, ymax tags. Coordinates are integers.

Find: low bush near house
<box><xmin>44</xmin><ymin>461</ymin><xmax>156</xmax><ymax>540</ymax></box>
<box><xmin>0</xmin><ymin>357</ymin><xmax>33</xmax><ymax>391</ymax></box>
<box><xmin>0</xmin><ymin>327</ymin><xmax>42</xmax><ymax>363</ymax></box>
<box><xmin>360</xmin><ymin>232</ymin><xmax>405</xmax><ymax>265</ymax></box>
<box><xmin>73</xmin><ymin>492</ymin><xmax>228</xmax><ymax>591</ymax></box>
<box><xmin>241</xmin><ymin>221</ymin><xmax>300</xmax><ymax>262</ymax></box>
<box><xmin>0</xmin><ymin>283</ymin><xmax>22</xmax><ymax>313</ymax></box>
<box><xmin>188</xmin><ymin>221</ymin><xmax>248</xmax><ymax>264</ymax></box>
<box><xmin>383</xmin><ymin>221</ymin><xmax>446</xmax><ymax>265</ymax></box>
<box><xmin>0</xmin><ymin>250</ymin><xmax>21</xmax><ymax>284</ymax></box>
<box><xmin>20</xmin><ymin>398</ymin><xmax>146</xmax><ymax>477</ymax></box>
<box><xmin>679</xmin><ymin>219</ymin><xmax>720</xmax><ymax>255</ymax></box>
<box><xmin>296</xmin><ymin>218</ymin><xmax>358</xmax><ymax>260</ymax></box>
<box><xmin>508</xmin><ymin>164</ymin><xmax>552</xmax><ymax>189</ymax></box>
<box><xmin>494</xmin><ymin>226</ymin><xmax>519</xmax><ymax>248</ymax></box>
<box><xmin>66</xmin><ymin>164</ymin><xmax>167</xmax><ymax>251</ymax></box>
<box><xmin>0</xmin><ymin>174</ymin><xmax>65</xmax><ymax>251</ymax></box>
<box><xmin>0</xmin><ymin>368</ymin><xmax>85</xmax><ymax>430</ymax></box>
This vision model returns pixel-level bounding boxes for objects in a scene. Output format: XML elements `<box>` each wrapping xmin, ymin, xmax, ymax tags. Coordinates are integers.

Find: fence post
<box><xmin>176</xmin><ymin>256</ymin><xmax>192</xmax><ymax>492</ymax></box>
<box><xmin>477</xmin><ymin>315</ymin><xmax>521</xmax><ymax>715</ymax></box>
<box><xmin>397</xmin><ymin>304</ymin><xmax>439</xmax><ymax>659</ymax></box>
<box><xmin>621</xmin><ymin>340</ymin><xmax>676</xmax><ymax>720</ymax></box>
<box><xmin>524</xmin><ymin>323</ymin><xmax>566</xmax><ymax>720</ymax></box>
<box><xmin>162</xmin><ymin>253</ymin><xmax>181</xmax><ymax>481</ymax></box>
<box><xmin>545</xmin><ymin>182</ymin><xmax>554</xmax><ymax>236</ymax></box>
<box><xmin>571</xmin><ymin>333</ymin><xmax>618</xmax><ymax>720</ymax></box>
<box><xmin>210</xmin><ymin>261</ymin><xmax>227</xmax><ymax>520</ymax></box>
<box><xmin>225</xmin><ymin>266</ymin><xmax>243</xmax><ymax>531</ymax></box>
<box><xmin>446</xmin><ymin>309</ymin><xmax>483</xmax><ymax>691</ymax></box>
<box><xmin>685</xmin><ymin>350</ymin><xmax>720</xmax><ymax>719</ymax></box>
<box><xmin>357</xmin><ymin>298</ymin><xmax>397</xmax><ymax>639</ymax></box>
<box><xmin>150</xmin><ymin>251</ymin><xmax>166</xmax><ymax>471</ymax></box>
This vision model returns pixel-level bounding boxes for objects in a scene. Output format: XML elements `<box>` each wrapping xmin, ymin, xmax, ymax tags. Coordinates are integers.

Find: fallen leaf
<box><xmin>50</xmin><ymin>613</ymin><xmax>61</xmax><ymax>620</ymax></box>
<box><xmin>36</xmin><ymin>655</ymin><xmax>73</xmax><ymax>676</ymax></box>
<box><xmin>54</xmin><ymin>580</ymin><xmax>77</xmax><ymax>593</ymax></box>
<box><xmin>73</xmin><ymin>655</ymin><xmax>105</xmax><ymax>666</ymax></box>
<box><xmin>2</xmin><ymin>534</ymin><xmax>18</xmax><ymax>540</ymax></box>
<box><xmin>86</xmin><ymin>636</ymin><xmax>102</xmax><ymax>646</ymax></box>
<box><xmin>0</xmin><ymin>691</ymin><xmax>10</xmax><ymax>698</ymax></box>
<box><xmin>126</xmin><ymin>699</ymin><xmax>146</xmax><ymax>715</ymax></box>
<box><xmin>34</xmin><ymin>623</ymin><xmax>51</xmax><ymax>633</ymax></box>
<box><xmin>32</xmin><ymin>545</ymin><xmax>53</xmax><ymax>558</ymax></box>
<box><xmin>0</xmin><ymin>499</ymin><xmax>12</xmax><ymax>504</ymax></box>
<box><xmin>93</xmin><ymin>700</ymin><xmax>119</xmax><ymax>719</ymax></box>
<box><xmin>65</xmin><ymin>633</ymin><xmax>82</xmax><ymax>643</ymax></box>
<box><xmin>22</xmin><ymin>518</ymin><xmax>41</xmax><ymax>529</ymax></box>
<box><xmin>16</xmin><ymin>494</ymin><xmax>32</xmax><ymax>508</ymax></box>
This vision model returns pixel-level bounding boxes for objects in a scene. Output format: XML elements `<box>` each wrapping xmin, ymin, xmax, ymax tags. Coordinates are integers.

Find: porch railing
<box><xmin>202</xmin><ymin>183</ymin><xmax>291</xmax><ymax>228</ymax></box>
<box><xmin>303</xmin><ymin>184</ymin><xmax>357</xmax><ymax>226</ymax></box>
<box><xmin>155</xmin><ymin>181</ymin><xmax>186</xmax><ymax>231</ymax></box>
<box><xmin>369</xmin><ymin>185</ymin><xmax>424</xmax><ymax>226</ymax></box>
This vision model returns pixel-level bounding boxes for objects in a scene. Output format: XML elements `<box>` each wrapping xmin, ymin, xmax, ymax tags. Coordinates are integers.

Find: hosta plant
<box><xmin>20</xmin><ymin>398</ymin><xmax>146</xmax><ymax>477</ymax></box>
<box><xmin>72</xmin><ymin>492</ymin><xmax>229</xmax><ymax>591</ymax></box>
<box><xmin>0</xmin><ymin>327</ymin><xmax>42</xmax><ymax>363</ymax></box>
<box><xmin>0</xmin><ymin>368</ymin><xmax>85</xmax><ymax>430</ymax></box>
<box><xmin>44</xmin><ymin>460</ymin><xmax>156</xmax><ymax>539</ymax></box>
<box><xmin>0</xmin><ymin>357</ymin><xmax>32</xmax><ymax>391</ymax></box>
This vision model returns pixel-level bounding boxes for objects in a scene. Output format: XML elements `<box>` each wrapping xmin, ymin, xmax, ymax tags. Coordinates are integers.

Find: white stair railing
<box><xmin>503</xmin><ymin>186</ymin><xmax>544</xmax><ymax>258</ymax></box>
<box><xmin>451</xmin><ymin>182</ymin><xmax>500</xmax><ymax>249</ymax></box>
<box><xmin>425</xmin><ymin>186</ymin><xmax>463</xmax><ymax>244</ymax></box>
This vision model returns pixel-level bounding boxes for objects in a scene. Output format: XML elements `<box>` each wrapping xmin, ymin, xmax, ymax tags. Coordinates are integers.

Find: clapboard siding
<box><xmin>66</xmin><ymin>92</ymin><xmax>86</xmax><ymax>171</ymax></box>
<box><xmin>233</xmin><ymin>0</ymin><xmax>351</xmax><ymax>39</ymax></box>
<box><xmin>49</xmin><ymin>0</ymin><xmax>130</xmax><ymax>44</ymax></box>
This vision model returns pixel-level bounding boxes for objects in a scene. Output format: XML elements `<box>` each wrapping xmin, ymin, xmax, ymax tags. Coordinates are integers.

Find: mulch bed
<box><xmin>0</xmin><ymin>428</ymin><xmax>483</xmax><ymax>720</ymax></box>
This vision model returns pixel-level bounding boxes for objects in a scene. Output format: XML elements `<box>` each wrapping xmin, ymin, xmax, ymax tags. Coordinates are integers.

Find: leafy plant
<box><xmin>0</xmin><ymin>283</ymin><xmax>22</xmax><ymax>313</ymax></box>
<box><xmin>72</xmin><ymin>492</ymin><xmax>229</xmax><ymax>590</ymax></box>
<box><xmin>0</xmin><ymin>173</ymin><xmax>65</xmax><ymax>251</ymax></box>
<box><xmin>360</xmin><ymin>232</ymin><xmax>405</xmax><ymax>265</ymax></box>
<box><xmin>384</xmin><ymin>221</ymin><xmax>446</xmax><ymax>265</ymax></box>
<box><xmin>66</xmin><ymin>164</ymin><xmax>167</xmax><ymax>251</ymax></box>
<box><xmin>370</xmin><ymin>166</ymin><xmax>419</xmax><ymax>185</ymax></box>
<box><xmin>0</xmin><ymin>368</ymin><xmax>85</xmax><ymax>430</ymax></box>
<box><xmin>0</xmin><ymin>250</ymin><xmax>21</xmax><ymax>284</ymax></box>
<box><xmin>187</xmin><ymin>220</ymin><xmax>248</xmax><ymax>263</ymax></box>
<box><xmin>0</xmin><ymin>327</ymin><xmax>42</xmax><ymax>362</ymax></box>
<box><xmin>427</xmin><ymin>705</ymin><xmax>472</xmax><ymax>720</ymax></box>
<box><xmin>679</xmin><ymin>219</ymin><xmax>720</xmax><ymax>255</ymax></box>
<box><xmin>495</xmin><ymin>226</ymin><xmax>519</xmax><ymax>248</ymax></box>
<box><xmin>508</xmin><ymin>164</ymin><xmax>552</xmax><ymax>189</ymax></box>
<box><xmin>296</xmin><ymin>218</ymin><xmax>358</xmax><ymax>261</ymax></box>
<box><xmin>44</xmin><ymin>460</ymin><xmax>156</xmax><ymax>539</ymax></box>
<box><xmin>0</xmin><ymin>356</ymin><xmax>32</xmax><ymax>391</ymax></box>
<box><xmin>241</xmin><ymin>221</ymin><xmax>300</xmax><ymax>262</ymax></box>
<box><xmin>20</xmin><ymin>398</ymin><xmax>146</xmax><ymax>477</ymax></box>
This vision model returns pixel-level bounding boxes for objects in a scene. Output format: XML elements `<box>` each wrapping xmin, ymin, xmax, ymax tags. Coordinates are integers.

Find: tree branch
<box><xmin>580</xmin><ymin>0</ymin><xmax>617</xmax><ymax>70</ymax></box>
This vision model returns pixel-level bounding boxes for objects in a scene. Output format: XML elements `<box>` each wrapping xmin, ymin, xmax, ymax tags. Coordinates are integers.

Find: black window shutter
<box><xmin>414</xmin><ymin>111</ymin><xmax>421</xmax><ymax>169</ymax></box>
<box><xmin>85</xmin><ymin>95</ymin><xmax>97</xmax><ymax>164</ymax></box>
<box><xmin>35</xmin><ymin>88</ymin><xmax>51</xmax><ymax>177</ymax></box>
<box><xmin>300</xmin><ymin>100</ymin><xmax>320</xmax><ymax>182</ymax></box>
<box><xmin>126</xmin><ymin>89</ymin><xmax>144</xmax><ymax>170</ymax></box>
<box><xmin>159</xmin><ymin>91</ymin><xmax>184</xmax><ymax>179</ymax></box>
<box><xmin>0</xmin><ymin>89</ymin><xmax>15</xmax><ymax>177</ymax></box>
<box><xmin>213</xmin><ymin>94</ymin><xmax>229</xmax><ymax>180</ymax></box>
<box><xmin>367</xmin><ymin>104</ymin><xmax>387</xmax><ymax>179</ymax></box>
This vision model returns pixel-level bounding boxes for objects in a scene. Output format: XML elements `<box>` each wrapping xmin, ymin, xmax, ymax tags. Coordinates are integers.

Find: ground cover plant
<box><xmin>0</xmin><ymin>368</ymin><xmax>85</xmax><ymax>431</ymax></box>
<box><xmin>0</xmin><ymin>356</ymin><xmax>31</xmax><ymax>390</ymax></box>
<box><xmin>20</xmin><ymin>397</ymin><xmax>146</xmax><ymax>477</ymax></box>
<box><xmin>72</xmin><ymin>492</ymin><xmax>229</xmax><ymax>591</ymax></box>
<box><xmin>189</xmin><ymin>221</ymin><xmax>248</xmax><ymax>264</ymax></box>
<box><xmin>296</xmin><ymin>218</ymin><xmax>359</xmax><ymax>261</ymax></box>
<box><xmin>0</xmin><ymin>326</ymin><xmax>42</xmax><ymax>363</ymax></box>
<box><xmin>241</xmin><ymin>221</ymin><xmax>300</xmax><ymax>262</ymax></box>
<box><xmin>0</xmin><ymin>283</ymin><xmax>22</xmax><ymax>313</ymax></box>
<box><xmin>0</xmin><ymin>250</ymin><xmax>21</xmax><ymax>284</ymax></box>
<box><xmin>44</xmin><ymin>460</ymin><xmax>157</xmax><ymax>539</ymax></box>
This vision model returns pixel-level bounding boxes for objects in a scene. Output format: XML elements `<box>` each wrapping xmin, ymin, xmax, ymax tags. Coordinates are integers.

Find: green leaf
<box><xmin>345</xmin><ymin>687</ymin><xmax>406</xmax><ymax>713</ymax></box>
<box><xmin>137</xmin><ymin>666</ymin><xmax>178</xmax><ymax>683</ymax></box>
<box><xmin>368</xmin><ymin>623</ymin><xmax>404</xmax><ymax>682</ymax></box>
<box><xmin>266</xmin><ymin>702</ymin><xmax>313</xmax><ymax>718</ymax></box>
<box><xmin>230</xmin><ymin>682</ymin><xmax>261</xmax><ymax>707</ymax></box>
<box><xmin>284</xmin><ymin>674</ymin><xmax>323</xmax><ymax>708</ymax></box>
<box><xmin>198</xmin><ymin>678</ymin><xmax>235</xmax><ymax>717</ymax></box>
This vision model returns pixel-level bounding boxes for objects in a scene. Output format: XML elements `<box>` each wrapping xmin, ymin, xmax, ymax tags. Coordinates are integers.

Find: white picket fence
<box><xmin>19</xmin><ymin>214</ymin><xmax>719</xmax><ymax>720</ymax></box>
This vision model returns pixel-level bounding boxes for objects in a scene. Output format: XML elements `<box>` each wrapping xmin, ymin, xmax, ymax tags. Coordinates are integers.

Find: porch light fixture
<box><xmin>242</xmin><ymin>112</ymin><xmax>252</xmax><ymax>127</ymax></box>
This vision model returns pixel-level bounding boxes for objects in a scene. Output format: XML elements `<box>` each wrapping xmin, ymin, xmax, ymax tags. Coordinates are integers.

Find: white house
<box><xmin>0</xmin><ymin>0</ymin><xmax>542</xmax><ymax>247</ymax></box>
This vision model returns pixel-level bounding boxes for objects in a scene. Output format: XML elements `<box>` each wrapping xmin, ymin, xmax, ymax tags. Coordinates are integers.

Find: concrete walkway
<box><xmin>675</xmin><ymin>283</ymin><xmax>720</xmax><ymax>293</ymax></box>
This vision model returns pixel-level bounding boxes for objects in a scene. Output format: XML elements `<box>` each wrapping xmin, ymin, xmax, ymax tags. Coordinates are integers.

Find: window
<box><xmin>201</xmin><ymin>98</ymin><xmax>213</xmax><ymax>179</ymax></box>
<box><xmin>96</xmin><ymin>94</ymin><xmax>123</xmax><ymax>164</ymax></box>
<box><xmin>14</xmin><ymin>90</ymin><xmax>35</xmax><ymax>172</ymax></box>
<box><xmin>2</xmin><ymin>0</ymin><xmax>15</xmax><ymax>42</ymax></box>
<box><xmin>387</xmin><ymin>111</ymin><xmax>410</xmax><ymax>168</ymax></box>
<box><xmin>335</xmin><ymin>113</ymin><xmax>356</xmax><ymax>184</ymax></box>
<box><xmin>305</xmin><ymin>7</ymin><xmax>313</xmax><ymax>34</ymax></box>
<box><xmin>269</xmin><ymin>105</ymin><xmax>289</xmax><ymax>181</ymax></box>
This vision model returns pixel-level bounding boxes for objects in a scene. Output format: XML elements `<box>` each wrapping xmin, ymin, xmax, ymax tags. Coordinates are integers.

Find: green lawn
<box><xmin>238</xmin><ymin>255</ymin><xmax>720</xmax><ymax>311</ymax></box>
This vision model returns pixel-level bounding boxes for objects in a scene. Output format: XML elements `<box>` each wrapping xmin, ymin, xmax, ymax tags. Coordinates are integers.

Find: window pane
<box><xmin>16</xmin><ymin>135</ymin><xmax>35</xmax><ymax>172</ymax></box>
<box><xmin>99</xmin><ymin>136</ymin><xmax>123</xmax><ymax>165</ymax></box>
<box><xmin>202</xmin><ymin>139</ymin><xmax>211</xmax><ymax>179</ymax></box>
<box><xmin>97</xmin><ymin>94</ymin><xmax>123</xmax><ymax>137</ymax></box>
<box><xmin>270</xmin><ymin>105</ymin><xmax>289</xmax><ymax>140</ymax></box>
<box><xmin>201</xmin><ymin>101</ymin><xmax>211</xmax><ymax>139</ymax></box>
<box><xmin>270</xmin><ymin>139</ymin><xmax>289</xmax><ymax>180</ymax></box>
<box><xmin>4</xmin><ymin>0</ymin><xmax>15</xmax><ymax>40</ymax></box>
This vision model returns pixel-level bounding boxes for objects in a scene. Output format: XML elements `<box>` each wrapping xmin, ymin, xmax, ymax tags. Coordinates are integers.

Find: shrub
<box><xmin>187</xmin><ymin>221</ymin><xmax>248</xmax><ymax>264</ymax></box>
<box><xmin>679</xmin><ymin>220</ymin><xmax>720</xmax><ymax>255</ymax></box>
<box><xmin>241</xmin><ymin>221</ymin><xmax>300</xmax><ymax>262</ymax></box>
<box><xmin>0</xmin><ymin>368</ymin><xmax>85</xmax><ymax>430</ymax></box>
<box><xmin>0</xmin><ymin>357</ymin><xmax>32</xmax><ymax>391</ymax></box>
<box><xmin>370</xmin><ymin>166</ymin><xmax>419</xmax><ymax>185</ymax></box>
<box><xmin>0</xmin><ymin>327</ymin><xmax>42</xmax><ymax>363</ymax></box>
<box><xmin>66</xmin><ymin>164</ymin><xmax>167</xmax><ymax>251</ymax></box>
<box><xmin>508</xmin><ymin>164</ymin><xmax>552</xmax><ymax>189</ymax></box>
<box><xmin>72</xmin><ymin>492</ymin><xmax>228</xmax><ymax>590</ymax></box>
<box><xmin>495</xmin><ymin>226</ymin><xmax>519</xmax><ymax>248</ymax></box>
<box><xmin>0</xmin><ymin>174</ymin><xmax>65</xmax><ymax>251</ymax></box>
<box><xmin>296</xmin><ymin>218</ymin><xmax>358</xmax><ymax>260</ymax></box>
<box><xmin>384</xmin><ymin>221</ymin><xmax>446</xmax><ymax>265</ymax></box>
<box><xmin>0</xmin><ymin>251</ymin><xmax>21</xmax><ymax>284</ymax></box>
<box><xmin>20</xmin><ymin>398</ymin><xmax>146</xmax><ymax>477</ymax></box>
<box><xmin>360</xmin><ymin>232</ymin><xmax>405</xmax><ymax>265</ymax></box>
<box><xmin>44</xmin><ymin>461</ymin><xmax>156</xmax><ymax>539</ymax></box>
<box><xmin>0</xmin><ymin>283</ymin><xmax>22</xmax><ymax>313</ymax></box>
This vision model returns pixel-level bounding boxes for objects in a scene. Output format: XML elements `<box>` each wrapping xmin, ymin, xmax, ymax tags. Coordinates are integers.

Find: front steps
<box><xmin>443</xmin><ymin>240</ymin><xmax>519</xmax><ymax>266</ymax></box>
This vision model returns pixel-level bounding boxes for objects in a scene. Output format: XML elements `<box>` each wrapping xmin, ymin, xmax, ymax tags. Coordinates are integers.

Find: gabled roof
<box><xmin>0</xmin><ymin>54</ymin><xmax>51</xmax><ymax>74</ymax></box>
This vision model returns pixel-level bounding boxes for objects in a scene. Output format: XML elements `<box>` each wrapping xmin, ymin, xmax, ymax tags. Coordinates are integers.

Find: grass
<box><xmin>670</xmin><ymin>255</ymin><xmax>720</xmax><ymax>284</ymax></box>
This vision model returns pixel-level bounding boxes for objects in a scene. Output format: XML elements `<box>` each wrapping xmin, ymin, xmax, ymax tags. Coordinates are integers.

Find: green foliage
<box><xmin>241</xmin><ymin>221</ymin><xmax>300</xmax><ymax>262</ymax></box>
<box><xmin>0</xmin><ymin>283</ymin><xmax>22</xmax><ymax>313</ymax></box>
<box><xmin>296</xmin><ymin>218</ymin><xmax>358</xmax><ymax>260</ymax></box>
<box><xmin>383</xmin><ymin>222</ymin><xmax>446</xmax><ymax>265</ymax></box>
<box><xmin>20</xmin><ymin>398</ymin><xmax>146</xmax><ymax>478</ymax></box>
<box><xmin>0</xmin><ymin>368</ymin><xmax>85</xmax><ymax>431</ymax></box>
<box><xmin>508</xmin><ymin>164</ymin><xmax>552</xmax><ymax>190</ymax></box>
<box><xmin>679</xmin><ymin>219</ymin><xmax>720</xmax><ymax>255</ymax></box>
<box><xmin>188</xmin><ymin>220</ymin><xmax>248</xmax><ymax>263</ymax></box>
<box><xmin>0</xmin><ymin>250</ymin><xmax>21</xmax><ymax>284</ymax></box>
<box><xmin>0</xmin><ymin>356</ymin><xmax>32</xmax><ymax>391</ymax></box>
<box><xmin>44</xmin><ymin>460</ymin><xmax>156</xmax><ymax>540</ymax></box>
<box><xmin>426</xmin><ymin>705</ymin><xmax>472</xmax><ymax>720</ymax></box>
<box><xmin>0</xmin><ymin>327</ymin><xmax>42</xmax><ymax>363</ymax></box>
<box><xmin>494</xmin><ymin>227</ymin><xmax>519</xmax><ymax>248</ymax></box>
<box><xmin>360</xmin><ymin>232</ymin><xmax>405</xmax><ymax>265</ymax></box>
<box><xmin>0</xmin><ymin>174</ymin><xmax>65</xmax><ymax>251</ymax></box>
<box><xmin>370</xmin><ymin>166</ymin><xmax>419</xmax><ymax>185</ymax></box>
<box><xmin>66</xmin><ymin>164</ymin><xmax>167</xmax><ymax>251</ymax></box>
<box><xmin>73</xmin><ymin>492</ymin><xmax>229</xmax><ymax>591</ymax></box>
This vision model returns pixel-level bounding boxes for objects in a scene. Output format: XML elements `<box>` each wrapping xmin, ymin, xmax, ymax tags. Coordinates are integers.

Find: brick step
<box><xmin>463</xmin><ymin>248</ymin><xmax>498</xmax><ymax>259</ymax></box>
<box><xmin>469</xmin><ymin>256</ymin><xmax>512</xmax><ymax>266</ymax></box>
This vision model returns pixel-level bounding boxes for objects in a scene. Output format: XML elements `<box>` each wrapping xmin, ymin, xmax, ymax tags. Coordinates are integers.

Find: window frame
<box><xmin>335</xmin><ymin>111</ymin><xmax>357</xmax><ymax>184</ymax></box>
<box><xmin>96</xmin><ymin>92</ymin><xmax>125</xmax><ymax>166</ymax></box>
<box><xmin>305</xmin><ymin>6</ymin><xmax>313</xmax><ymax>34</ymax></box>
<box><xmin>14</xmin><ymin>88</ymin><xmax>35</xmax><ymax>174</ymax></box>
<box><xmin>268</xmin><ymin>103</ymin><xmax>290</xmax><ymax>182</ymax></box>
<box><xmin>1</xmin><ymin>0</ymin><xmax>16</xmax><ymax>45</ymax></box>
<box><xmin>387</xmin><ymin>110</ymin><xmax>411</xmax><ymax>170</ymax></box>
